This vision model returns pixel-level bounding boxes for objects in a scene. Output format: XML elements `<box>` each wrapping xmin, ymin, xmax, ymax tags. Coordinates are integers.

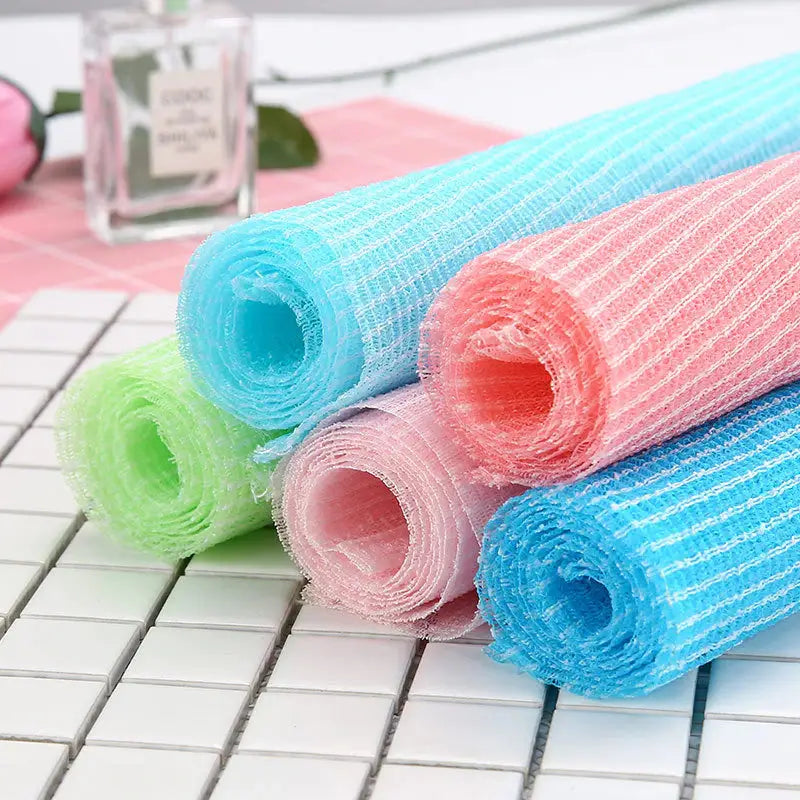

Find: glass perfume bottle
<box><xmin>82</xmin><ymin>0</ymin><xmax>254</xmax><ymax>243</ymax></box>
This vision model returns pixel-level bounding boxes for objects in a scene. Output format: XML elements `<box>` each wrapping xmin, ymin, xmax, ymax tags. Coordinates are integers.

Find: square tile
<box><xmin>0</xmin><ymin>675</ymin><xmax>105</xmax><ymax>754</ymax></box>
<box><xmin>532</xmin><ymin>775</ymin><xmax>680</xmax><ymax>800</ymax></box>
<box><xmin>388</xmin><ymin>698</ymin><xmax>541</xmax><ymax>771</ymax></box>
<box><xmin>268</xmin><ymin>633</ymin><xmax>414</xmax><ymax>697</ymax></box>
<box><xmin>697</xmin><ymin>719</ymin><xmax>800</xmax><ymax>787</ymax></box>
<box><xmin>0</xmin><ymin>386</ymin><xmax>48</xmax><ymax>426</ymax></box>
<box><xmin>133</xmin><ymin>261</ymin><xmax>185</xmax><ymax>291</ymax></box>
<box><xmin>186</xmin><ymin>529</ymin><xmax>300</xmax><ymax>579</ymax></box>
<box><xmin>62</xmin><ymin>238</ymin><xmax>193</xmax><ymax>271</ymax></box>
<box><xmin>24</xmin><ymin>566</ymin><xmax>172</xmax><ymax>632</ymax></box>
<box><xmin>558</xmin><ymin>670</ymin><xmax>697</xmax><ymax>716</ymax></box>
<box><xmin>0</xmin><ymin>562</ymin><xmax>42</xmax><ymax>619</ymax></box>
<box><xmin>119</xmin><ymin>292</ymin><xmax>178</xmax><ymax>323</ymax></box>
<box><xmin>66</xmin><ymin>353</ymin><xmax>115</xmax><ymax>384</ymax></box>
<box><xmin>1</xmin><ymin>203</ymin><xmax>86</xmax><ymax>244</ymax></box>
<box><xmin>410</xmin><ymin>643</ymin><xmax>545</xmax><ymax>705</ymax></box>
<box><xmin>0</xmin><ymin>424</ymin><xmax>18</xmax><ymax>455</ymax></box>
<box><xmin>0</xmin><ymin>618</ymin><xmax>139</xmax><ymax>689</ymax></box>
<box><xmin>55</xmin><ymin>746</ymin><xmax>218</xmax><ymax>800</ymax></box>
<box><xmin>87</xmin><ymin>682</ymin><xmax>248</xmax><ymax>753</ymax></box>
<box><xmin>694</xmin><ymin>787</ymin><xmax>800</xmax><ymax>799</ymax></box>
<box><xmin>453</xmin><ymin>623</ymin><xmax>494</xmax><ymax>644</ymax></box>
<box><xmin>541</xmin><ymin>709</ymin><xmax>691</xmax><ymax>781</ymax></box>
<box><xmin>4</xmin><ymin>427</ymin><xmax>59</xmax><ymax>468</ymax></box>
<box><xmin>0</xmin><ymin>512</ymin><xmax>75</xmax><ymax>565</ymax></box>
<box><xmin>0</xmin><ymin>467</ymin><xmax>78</xmax><ymax>515</ymax></box>
<box><xmin>292</xmin><ymin>603</ymin><xmax>414</xmax><ymax>638</ymax></box>
<box><xmin>706</xmin><ymin>659</ymin><xmax>800</xmax><ymax>722</ymax></box>
<box><xmin>157</xmin><ymin>575</ymin><xmax>296</xmax><ymax>632</ymax></box>
<box><xmin>19</xmin><ymin>289</ymin><xmax>127</xmax><ymax>321</ymax></box>
<box><xmin>212</xmin><ymin>754</ymin><xmax>369</xmax><ymax>800</ymax></box>
<box><xmin>33</xmin><ymin>390</ymin><xmax>62</xmax><ymax>427</ymax></box>
<box><xmin>725</xmin><ymin>613</ymin><xmax>800</xmax><ymax>661</ymax></box>
<box><xmin>0</xmin><ymin>251</ymin><xmax>90</xmax><ymax>295</ymax></box>
<box><xmin>93</xmin><ymin>322</ymin><xmax>174</xmax><ymax>355</ymax></box>
<box><xmin>0</xmin><ymin>740</ymin><xmax>68</xmax><ymax>800</ymax></box>
<box><xmin>124</xmin><ymin>626</ymin><xmax>274</xmax><ymax>691</ymax></box>
<box><xmin>0</xmin><ymin>318</ymin><xmax>103</xmax><ymax>353</ymax></box>
<box><xmin>0</xmin><ymin>352</ymin><xmax>77</xmax><ymax>388</ymax></box>
<box><xmin>372</xmin><ymin>764</ymin><xmax>524</xmax><ymax>800</ymax></box>
<box><xmin>238</xmin><ymin>690</ymin><xmax>393</xmax><ymax>767</ymax></box>
<box><xmin>58</xmin><ymin>520</ymin><xmax>177</xmax><ymax>571</ymax></box>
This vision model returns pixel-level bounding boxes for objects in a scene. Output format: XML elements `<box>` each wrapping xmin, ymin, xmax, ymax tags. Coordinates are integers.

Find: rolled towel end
<box><xmin>478</xmin><ymin>492</ymin><xmax>668</xmax><ymax>698</ymax></box>
<box><xmin>420</xmin><ymin>258</ymin><xmax>610</xmax><ymax>487</ymax></box>
<box><xmin>177</xmin><ymin>215</ymin><xmax>365</xmax><ymax>436</ymax></box>
<box><xmin>477</xmin><ymin>383</ymin><xmax>800</xmax><ymax>698</ymax></box>
<box><xmin>276</xmin><ymin>385</ymin><xmax>515</xmax><ymax>639</ymax></box>
<box><xmin>56</xmin><ymin>337</ymin><xmax>274</xmax><ymax>559</ymax></box>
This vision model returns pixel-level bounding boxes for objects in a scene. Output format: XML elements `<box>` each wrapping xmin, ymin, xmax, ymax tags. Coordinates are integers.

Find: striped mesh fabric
<box><xmin>477</xmin><ymin>383</ymin><xmax>800</xmax><ymax>698</ymax></box>
<box><xmin>56</xmin><ymin>337</ymin><xmax>274</xmax><ymax>558</ymax></box>
<box><xmin>275</xmin><ymin>385</ymin><xmax>516</xmax><ymax>639</ymax></box>
<box><xmin>178</xmin><ymin>54</ymin><xmax>800</xmax><ymax>461</ymax></box>
<box><xmin>420</xmin><ymin>152</ymin><xmax>800</xmax><ymax>487</ymax></box>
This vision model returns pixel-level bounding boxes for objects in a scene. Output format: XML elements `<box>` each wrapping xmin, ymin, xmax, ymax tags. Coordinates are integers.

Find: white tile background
<box><xmin>1</xmin><ymin>290</ymin><xmax>798</xmax><ymax>800</ymax></box>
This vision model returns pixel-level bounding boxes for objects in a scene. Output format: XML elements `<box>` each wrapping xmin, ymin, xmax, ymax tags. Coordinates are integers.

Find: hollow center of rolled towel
<box><xmin>555</xmin><ymin>575</ymin><xmax>612</xmax><ymax>635</ymax></box>
<box><xmin>463</xmin><ymin>354</ymin><xmax>554</xmax><ymax>427</ymax></box>
<box><xmin>126</xmin><ymin>418</ymin><xmax>181</xmax><ymax>501</ymax></box>
<box><xmin>234</xmin><ymin>296</ymin><xmax>314</xmax><ymax>374</ymax></box>
<box><xmin>314</xmin><ymin>468</ymin><xmax>409</xmax><ymax>576</ymax></box>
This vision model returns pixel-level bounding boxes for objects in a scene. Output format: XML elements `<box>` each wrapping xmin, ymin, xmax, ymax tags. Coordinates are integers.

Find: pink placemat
<box><xmin>0</xmin><ymin>98</ymin><xmax>512</xmax><ymax>328</ymax></box>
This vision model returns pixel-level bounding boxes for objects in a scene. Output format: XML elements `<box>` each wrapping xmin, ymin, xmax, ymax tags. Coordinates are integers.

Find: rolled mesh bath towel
<box><xmin>178</xmin><ymin>53</ymin><xmax>800</xmax><ymax>460</ymax></box>
<box><xmin>420</xmin><ymin>152</ymin><xmax>800</xmax><ymax>486</ymax></box>
<box><xmin>56</xmin><ymin>337</ymin><xmax>274</xmax><ymax>559</ymax></box>
<box><xmin>478</xmin><ymin>382</ymin><xmax>800</xmax><ymax>698</ymax></box>
<box><xmin>276</xmin><ymin>385</ymin><xmax>516</xmax><ymax>638</ymax></box>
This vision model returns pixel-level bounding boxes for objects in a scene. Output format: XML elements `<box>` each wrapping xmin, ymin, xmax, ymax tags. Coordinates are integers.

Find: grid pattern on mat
<box><xmin>0</xmin><ymin>97</ymin><xmax>513</xmax><ymax>331</ymax></box>
<box><xmin>3</xmin><ymin>291</ymin><xmax>800</xmax><ymax>800</ymax></box>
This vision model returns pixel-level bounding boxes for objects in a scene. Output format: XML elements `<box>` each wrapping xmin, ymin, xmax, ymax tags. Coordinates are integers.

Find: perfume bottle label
<box><xmin>148</xmin><ymin>69</ymin><xmax>226</xmax><ymax>177</ymax></box>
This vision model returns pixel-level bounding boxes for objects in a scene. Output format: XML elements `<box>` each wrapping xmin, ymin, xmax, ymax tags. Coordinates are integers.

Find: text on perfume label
<box><xmin>149</xmin><ymin>69</ymin><xmax>226</xmax><ymax>177</ymax></box>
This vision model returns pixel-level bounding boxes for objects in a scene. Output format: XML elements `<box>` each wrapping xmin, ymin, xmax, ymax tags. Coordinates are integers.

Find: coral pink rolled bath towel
<box><xmin>420</xmin><ymin>152</ymin><xmax>800</xmax><ymax>487</ymax></box>
<box><xmin>275</xmin><ymin>385</ymin><xmax>515</xmax><ymax>638</ymax></box>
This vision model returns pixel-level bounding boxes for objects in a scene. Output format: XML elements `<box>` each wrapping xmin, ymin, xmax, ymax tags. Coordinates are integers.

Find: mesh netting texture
<box><xmin>56</xmin><ymin>337</ymin><xmax>275</xmax><ymax>559</ymax></box>
<box><xmin>275</xmin><ymin>385</ymin><xmax>517</xmax><ymax>638</ymax></box>
<box><xmin>177</xmin><ymin>54</ymin><xmax>800</xmax><ymax>462</ymax></box>
<box><xmin>420</xmin><ymin>151</ymin><xmax>800</xmax><ymax>487</ymax></box>
<box><xmin>477</xmin><ymin>383</ymin><xmax>800</xmax><ymax>698</ymax></box>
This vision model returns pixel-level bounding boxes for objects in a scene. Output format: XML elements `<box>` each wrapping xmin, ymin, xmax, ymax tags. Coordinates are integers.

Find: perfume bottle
<box><xmin>82</xmin><ymin>0</ymin><xmax>254</xmax><ymax>243</ymax></box>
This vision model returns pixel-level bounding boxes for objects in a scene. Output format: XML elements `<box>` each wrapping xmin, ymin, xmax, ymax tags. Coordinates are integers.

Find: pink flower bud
<box><xmin>0</xmin><ymin>78</ymin><xmax>43</xmax><ymax>198</ymax></box>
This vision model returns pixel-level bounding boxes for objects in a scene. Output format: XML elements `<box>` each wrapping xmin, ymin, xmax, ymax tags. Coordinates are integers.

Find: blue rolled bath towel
<box><xmin>178</xmin><ymin>53</ymin><xmax>800</xmax><ymax>459</ymax></box>
<box><xmin>478</xmin><ymin>383</ymin><xmax>800</xmax><ymax>698</ymax></box>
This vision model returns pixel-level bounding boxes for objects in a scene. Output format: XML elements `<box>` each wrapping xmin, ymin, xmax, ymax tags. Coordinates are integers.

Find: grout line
<box><xmin>522</xmin><ymin>684</ymin><xmax>559</xmax><ymax>799</ymax></box>
<box><xmin>44</xmin><ymin>553</ymin><xmax>188</xmax><ymax>795</ymax></box>
<box><xmin>0</xmin><ymin>298</ymin><xmax>131</xmax><ymax>642</ymax></box>
<box><xmin>200</xmin><ymin>587</ymin><xmax>305</xmax><ymax>800</ymax></box>
<box><xmin>360</xmin><ymin>637</ymin><xmax>427</xmax><ymax>799</ymax></box>
<box><xmin>681</xmin><ymin>661</ymin><xmax>712</xmax><ymax>800</ymax></box>
<box><xmin>13</xmin><ymin>294</ymin><xmax>148</xmax><ymax>796</ymax></box>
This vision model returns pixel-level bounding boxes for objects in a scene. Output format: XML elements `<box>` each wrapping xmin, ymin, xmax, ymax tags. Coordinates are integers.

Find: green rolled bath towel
<box><xmin>56</xmin><ymin>336</ymin><xmax>275</xmax><ymax>558</ymax></box>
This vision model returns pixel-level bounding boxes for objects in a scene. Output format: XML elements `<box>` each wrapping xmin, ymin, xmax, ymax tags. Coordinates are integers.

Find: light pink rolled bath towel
<box><xmin>420</xmin><ymin>152</ymin><xmax>800</xmax><ymax>487</ymax></box>
<box><xmin>275</xmin><ymin>384</ymin><xmax>516</xmax><ymax>639</ymax></box>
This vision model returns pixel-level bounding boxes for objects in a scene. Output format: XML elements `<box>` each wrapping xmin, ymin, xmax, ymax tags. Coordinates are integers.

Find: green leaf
<box><xmin>49</xmin><ymin>89</ymin><xmax>82</xmax><ymax>117</ymax></box>
<box><xmin>27</xmin><ymin>98</ymin><xmax>47</xmax><ymax>167</ymax></box>
<box><xmin>257</xmin><ymin>105</ymin><xmax>319</xmax><ymax>170</ymax></box>
<box><xmin>113</xmin><ymin>52</ymin><xmax>159</xmax><ymax>108</ymax></box>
